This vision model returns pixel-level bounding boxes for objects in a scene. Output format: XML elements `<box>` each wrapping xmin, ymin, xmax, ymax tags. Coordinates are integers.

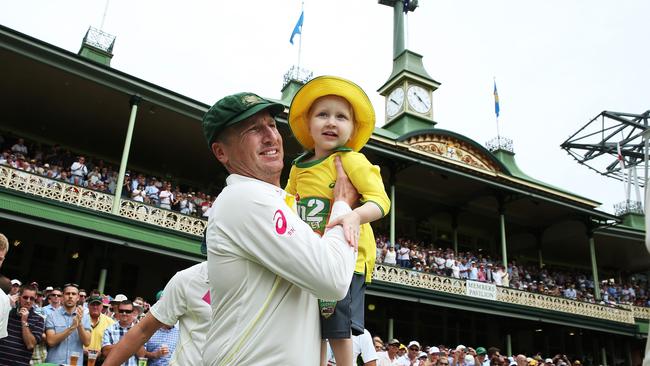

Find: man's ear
<box><xmin>211</xmin><ymin>142</ymin><xmax>227</xmax><ymax>165</ymax></box>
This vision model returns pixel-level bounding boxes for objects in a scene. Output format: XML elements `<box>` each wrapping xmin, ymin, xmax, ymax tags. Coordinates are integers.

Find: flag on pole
<box><xmin>290</xmin><ymin>11</ymin><xmax>304</xmax><ymax>45</ymax></box>
<box><xmin>493</xmin><ymin>81</ymin><xmax>500</xmax><ymax>118</ymax></box>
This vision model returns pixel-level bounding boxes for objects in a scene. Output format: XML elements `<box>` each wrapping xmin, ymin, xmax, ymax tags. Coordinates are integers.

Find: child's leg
<box><xmin>329</xmin><ymin>338</ymin><xmax>354</xmax><ymax>366</ymax></box>
<box><xmin>349</xmin><ymin>273</ymin><xmax>367</xmax><ymax>336</ymax></box>
<box><xmin>320</xmin><ymin>285</ymin><xmax>353</xmax><ymax>366</ymax></box>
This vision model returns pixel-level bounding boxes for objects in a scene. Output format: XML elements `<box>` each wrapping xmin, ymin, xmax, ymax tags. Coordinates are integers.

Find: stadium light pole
<box><xmin>112</xmin><ymin>95</ymin><xmax>142</xmax><ymax>215</ymax></box>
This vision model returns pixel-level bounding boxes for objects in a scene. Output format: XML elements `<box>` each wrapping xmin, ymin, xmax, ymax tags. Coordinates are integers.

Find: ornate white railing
<box><xmin>0</xmin><ymin>165</ymin><xmax>206</xmax><ymax>237</ymax></box>
<box><xmin>373</xmin><ymin>264</ymin><xmax>637</xmax><ymax>324</ymax></box>
<box><xmin>630</xmin><ymin>304</ymin><xmax>650</xmax><ymax>320</ymax></box>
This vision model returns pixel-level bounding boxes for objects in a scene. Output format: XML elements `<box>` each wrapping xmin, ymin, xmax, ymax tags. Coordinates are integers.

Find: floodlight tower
<box><xmin>561</xmin><ymin>110</ymin><xmax>650</xmax><ymax>215</ymax></box>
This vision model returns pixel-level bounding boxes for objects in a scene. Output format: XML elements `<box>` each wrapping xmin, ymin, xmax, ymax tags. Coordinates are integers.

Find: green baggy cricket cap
<box><xmin>202</xmin><ymin>92</ymin><xmax>285</xmax><ymax>146</ymax></box>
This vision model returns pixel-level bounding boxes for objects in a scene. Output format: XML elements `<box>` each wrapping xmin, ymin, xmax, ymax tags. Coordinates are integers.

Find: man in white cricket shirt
<box><xmin>103</xmin><ymin>262</ymin><xmax>210</xmax><ymax>366</ymax></box>
<box><xmin>201</xmin><ymin>92</ymin><xmax>359</xmax><ymax>365</ymax></box>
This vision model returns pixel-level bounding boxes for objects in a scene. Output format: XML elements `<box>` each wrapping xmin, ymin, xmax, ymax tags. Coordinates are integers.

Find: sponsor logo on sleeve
<box><xmin>274</xmin><ymin>209</ymin><xmax>295</xmax><ymax>236</ymax></box>
<box><xmin>274</xmin><ymin>209</ymin><xmax>287</xmax><ymax>235</ymax></box>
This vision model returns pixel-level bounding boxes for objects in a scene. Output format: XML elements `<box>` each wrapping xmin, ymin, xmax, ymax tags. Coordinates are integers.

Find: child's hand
<box><xmin>327</xmin><ymin>211</ymin><xmax>360</xmax><ymax>251</ymax></box>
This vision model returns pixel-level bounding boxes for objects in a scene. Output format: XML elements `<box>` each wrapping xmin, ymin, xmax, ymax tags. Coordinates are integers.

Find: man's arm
<box><xmin>45</xmin><ymin>327</ymin><xmax>74</xmax><ymax>347</ymax></box>
<box><xmin>20</xmin><ymin>322</ymin><xmax>37</xmax><ymax>349</ymax></box>
<box><xmin>210</xmin><ymin>157</ymin><xmax>359</xmax><ymax>301</ymax></box>
<box><xmin>103</xmin><ymin>314</ymin><xmax>165</xmax><ymax>366</ymax></box>
<box><xmin>78</xmin><ymin>323</ymin><xmax>91</xmax><ymax>347</ymax></box>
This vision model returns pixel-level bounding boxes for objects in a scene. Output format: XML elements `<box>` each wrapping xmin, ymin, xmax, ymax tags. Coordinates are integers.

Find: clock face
<box><xmin>386</xmin><ymin>87</ymin><xmax>404</xmax><ymax>117</ymax></box>
<box><xmin>407</xmin><ymin>85</ymin><xmax>432</xmax><ymax>114</ymax></box>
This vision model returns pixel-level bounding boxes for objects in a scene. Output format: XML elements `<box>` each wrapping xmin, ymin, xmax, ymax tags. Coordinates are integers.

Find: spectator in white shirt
<box><xmin>70</xmin><ymin>156</ymin><xmax>88</xmax><ymax>186</ymax></box>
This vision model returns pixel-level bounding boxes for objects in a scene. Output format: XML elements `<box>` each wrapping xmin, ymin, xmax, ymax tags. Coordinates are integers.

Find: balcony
<box><xmin>0</xmin><ymin>165</ymin><xmax>206</xmax><ymax>237</ymax></box>
<box><xmin>373</xmin><ymin>264</ymin><xmax>649</xmax><ymax>325</ymax></box>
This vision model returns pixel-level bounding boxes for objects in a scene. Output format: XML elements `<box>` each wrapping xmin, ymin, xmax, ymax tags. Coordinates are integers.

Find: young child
<box><xmin>286</xmin><ymin>76</ymin><xmax>391</xmax><ymax>366</ymax></box>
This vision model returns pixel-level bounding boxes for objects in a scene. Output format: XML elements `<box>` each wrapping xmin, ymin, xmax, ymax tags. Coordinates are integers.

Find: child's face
<box><xmin>308</xmin><ymin>95</ymin><xmax>354</xmax><ymax>158</ymax></box>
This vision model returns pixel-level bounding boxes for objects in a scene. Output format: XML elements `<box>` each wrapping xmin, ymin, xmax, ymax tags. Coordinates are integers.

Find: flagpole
<box><xmin>297</xmin><ymin>1</ymin><xmax>304</xmax><ymax>76</ymax></box>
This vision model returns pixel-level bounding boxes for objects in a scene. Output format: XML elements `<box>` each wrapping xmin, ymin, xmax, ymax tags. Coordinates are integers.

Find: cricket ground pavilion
<box><xmin>1</xmin><ymin>20</ymin><xmax>648</xmax><ymax>365</ymax></box>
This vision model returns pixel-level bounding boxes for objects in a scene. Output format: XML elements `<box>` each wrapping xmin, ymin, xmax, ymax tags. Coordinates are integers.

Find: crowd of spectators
<box><xmin>375</xmin><ymin>234</ymin><xmax>650</xmax><ymax>308</ymax></box>
<box><xmin>0</xmin><ymin>133</ymin><xmax>217</xmax><ymax>218</ymax></box>
<box><xmin>368</xmin><ymin>336</ymin><xmax>586</xmax><ymax>366</ymax></box>
<box><xmin>0</xmin><ymin>277</ymin><xmax>175</xmax><ymax>365</ymax></box>
<box><xmin>2</xmin><ymin>133</ymin><xmax>649</xmax><ymax>310</ymax></box>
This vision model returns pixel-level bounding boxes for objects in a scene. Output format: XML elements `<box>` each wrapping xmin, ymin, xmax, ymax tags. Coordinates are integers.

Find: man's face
<box><xmin>117</xmin><ymin>304</ymin><xmax>135</xmax><ymax>326</ymax></box>
<box><xmin>10</xmin><ymin>284</ymin><xmax>19</xmax><ymax>295</ymax></box>
<box><xmin>48</xmin><ymin>289</ymin><xmax>63</xmax><ymax>306</ymax></box>
<box><xmin>88</xmin><ymin>302</ymin><xmax>103</xmax><ymax>318</ymax></box>
<box><xmin>78</xmin><ymin>291</ymin><xmax>87</xmax><ymax>305</ymax></box>
<box><xmin>62</xmin><ymin>286</ymin><xmax>79</xmax><ymax>309</ymax></box>
<box><xmin>19</xmin><ymin>289</ymin><xmax>36</xmax><ymax>310</ymax></box>
<box><xmin>408</xmin><ymin>346</ymin><xmax>420</xmax><ymax>359</ymax></box>
<box><xmin>212</xmin><ymin>111</ymin><xmax>284</xmax><ymax>187</ymax></box>
<box><xmin>387</xmin><ymin>344</ymin><xmax>398</xmax><ymax>355</ymax></box>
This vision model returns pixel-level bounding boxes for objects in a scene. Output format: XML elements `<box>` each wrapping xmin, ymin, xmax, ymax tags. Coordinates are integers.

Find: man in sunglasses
<box><xmin>102</xmin><ymin>300</ymin><xmax>145</xmax><ymax>365</ymax></box>
<box><xmin>42</xmin><ymin>287</ymin><xmax>63</xmax><ymax>318</ymax></box>
<box><xmin>0</xmin><ymin>284</ymin><xmax>45</xmax><ymax>365</ymax></box>
<box><xmin>44</xmin><ymin>283</ymin><xmax>91</xmax><ymax>365</ymax></box>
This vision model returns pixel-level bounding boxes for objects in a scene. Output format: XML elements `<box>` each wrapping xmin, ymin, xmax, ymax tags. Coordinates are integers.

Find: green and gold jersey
<box><xmin>285</xmin><ymin>148</ymin><xmax>390</xmax><ymax>282</ymax></box>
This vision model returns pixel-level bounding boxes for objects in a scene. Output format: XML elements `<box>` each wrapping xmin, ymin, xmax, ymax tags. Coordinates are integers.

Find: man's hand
<box><xmin>331</xmin><ymin>156</ymin><xmax>359</xmax><ymax>207</ymax></box>
<box><xmin>19</xmin><ymin>307</ymin><xmax>29</xmax><ymax>322</ymax></box>
<box><xmin>327</xmin><ymin>156</ymin><xmax>360</xmax><ymax>249</ymax></box>
<box><xmin>72</xmin><ymin>306</ymin><xmax>83</xmax><ymax>328</ymax></box>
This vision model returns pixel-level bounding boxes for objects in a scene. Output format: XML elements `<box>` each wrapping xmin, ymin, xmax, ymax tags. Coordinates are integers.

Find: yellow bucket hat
<box><xmin>288</xmin><ymin>75</ymin><xmax>375</xmax><ymax>152</ymax></box>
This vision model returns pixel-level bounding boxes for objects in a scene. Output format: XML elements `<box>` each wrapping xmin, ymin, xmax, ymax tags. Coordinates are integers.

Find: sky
<box><xmin>2</xmin><ymin>0</ymin><xmax>650</xmax><ymax>214</ymax></box>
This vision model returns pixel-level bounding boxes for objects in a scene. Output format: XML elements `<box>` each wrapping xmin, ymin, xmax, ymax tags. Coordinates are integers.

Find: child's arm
<box><xmin>353</xmin><ymin>201</ymin><xmax>383</xmax><ymax>225</ymax></box>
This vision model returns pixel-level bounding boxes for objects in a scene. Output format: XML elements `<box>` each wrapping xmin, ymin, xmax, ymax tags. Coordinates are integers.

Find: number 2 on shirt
<box><xmin>296</xmin><ymin>197</ymin><xmax>331</xmax><ymax>236</ymax></box>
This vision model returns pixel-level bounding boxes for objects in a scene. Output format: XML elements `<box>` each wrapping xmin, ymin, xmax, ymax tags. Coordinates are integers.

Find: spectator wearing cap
<box><xmin>471</xmin><ymin>347</ymin><xmax>489</xmax><ymax>366</ymax></box>
<box><xmin>0</xmin><ymin>284</ymin><xmax>45</xmax><ymax>365</ymax></box>
<box><xmin>102</xmin><ymin>300</ymin><xmax>144</xmax><ymax>365</ymax></box>
<box><xmin>424</xmin><ymin>346</ymin><xmax>443</xmax><ymax>366</ymax></box>
<box><xmin>45</xmin><ymin>283</ymin><xmax>91</xmax><ymax>365</ymax></box>
<box><xmin>110</xmin><ymin>294</ymin><xmax>128</xmax><ymax>321</ymax></box>
<box><xmin>451</xmin><ymin>345</ymin><xmax>469</xmax><ymax>366</ymax></box>
<box><xmin>404</xmin><ymin>340</ymin><xmax>423</xmax><ymax>365</ymax></box>
<box><xmin>377</xmin><ymin>338</ymin><xmax>409</xmax><ymax>366</ymax></box>
<box><xmin>104</xmin><ymin>263</ymin><xmax>210</xmax><ymax>366</ymax></box>
<box><xmin>9</xmin><ymin>279</ymin><xmax>21</xmax><ymax>296</ymax></box>
<box><xmin>86</xmin><ymin>295</ymin><xmax>114</xmax><ymax>357</ymax></box>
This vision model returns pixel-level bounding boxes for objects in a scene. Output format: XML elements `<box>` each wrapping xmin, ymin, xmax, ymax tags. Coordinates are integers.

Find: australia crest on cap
<box><xmin>242</xmin><ymin>94</ymin><xmax>263</xmax><ymax>106</ymax></box>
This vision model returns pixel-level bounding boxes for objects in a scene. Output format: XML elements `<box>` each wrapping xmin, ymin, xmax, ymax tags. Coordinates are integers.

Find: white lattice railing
<box><xmin>373</xmin><ymin>265</ymin><xmax>638</xmax><ymax>324</ymax></box>
<box><xmin>0</xmin><ymin>165</ymin><xmax>206</xmax><ymax>237</ymax></box>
